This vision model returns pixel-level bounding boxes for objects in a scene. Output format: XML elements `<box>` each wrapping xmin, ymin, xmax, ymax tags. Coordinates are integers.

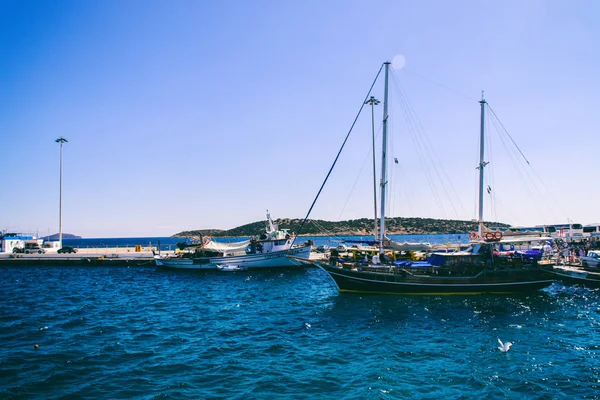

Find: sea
<box><xmin>1</xmin><ymin>234</ymin><xmax>599</xmax><ymax>399</ymax></box>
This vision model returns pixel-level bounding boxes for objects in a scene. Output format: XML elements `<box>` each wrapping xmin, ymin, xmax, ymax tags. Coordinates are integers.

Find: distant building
<box><xmin>0</xmin><ymin>233</ymin><xmax>37</xmax><ymax>253</ymax></box>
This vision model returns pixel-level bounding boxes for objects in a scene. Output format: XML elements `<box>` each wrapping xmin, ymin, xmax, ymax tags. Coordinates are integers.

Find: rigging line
<box><xmin>402</xmin><ymin>68</ymin><xmax>479</xmax><ymax>102</ymax></box>
<box><xmin>391</xmin><ymin>71</ymin><xmax>465</xmax><ymax>217</ymax></box>
<box><xmin>398</xmin><ymin>100</ymin><xmax>448</xmax><ymax>217</ymax></box>
<box><xmin>486</xmin><ymin>104</ymin><xmax>530</xmax><ymax>165</ymax></box>
<box><xmin>392</xmin><ymin>80</ymin><xmax>444</xmax><ymax>210</ymax></box>
<box><xmin>486</xmin><ymin>191</ymin><xmax>519</xmax><ymax>224</ymax></box>
<box><xmin>487</xmin><ymin>104</ymin><xmax>570</xmax><ymax>221</ymax></box>
<box><xmin>337</xmin><ymin>123</ymin><xmax>382</xmax><ymax>219</ymax></box>
<box><xmin>402</xmin><ymin>105</ymin><xmax>448</xmax><ymax>218</ymax></box>
<box><xmin>387</xmin><ymin>93</ymin><xmax>397</xmax><ymax>218</ymax></box>
<box><xmin>292</xmin><ymin>63</ymin><xmax>385</xmax><ymax>244</ymax></box>
<box><xmin>484</xmin><ymin>116</ymin><xmax>497</xmax><ymax>222</ymax></box>
<box><xmin>392</xmin><ymin>75</ymin><xmax>452</xmax><ymax>218</ymax></box>
<box><xmin>487</xmin><ymin>111</ymin><xmax>550</xmax><ymax>219</ymax></box>
<box><xmin>490</xmin><ymin>117</ymin><xmax>560</xmax><ymax>223</ymax></box>
<box><xmin>488</xmin><ymin>115</ymin><xmax>549</xmax><ymax>221</ymax></box>
<box><xmin>308</xmin><ymin>219</ymin><xmax>346</xmax><ymax>242</ymax></box>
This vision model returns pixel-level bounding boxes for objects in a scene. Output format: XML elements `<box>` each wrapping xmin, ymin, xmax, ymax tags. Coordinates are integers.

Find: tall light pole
<box><xmin>365</xmin><ymin>96</ymin><xmax>380</xmax><ymax>239</ymax></box>
<box><xmin>55</xmin><ymin>137</ymin><xmax>68</xmax><ymax>248</ymax></box>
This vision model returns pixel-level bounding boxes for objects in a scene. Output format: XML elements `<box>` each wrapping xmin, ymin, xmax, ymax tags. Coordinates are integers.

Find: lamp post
<box><xmin>365</xmin><ymin>96</ymin><xmax>380</xmax><ymax>239</ymax></box>
<box><xmin>55</xmin><ymin>137</ymin><xmax>68</xmax><ymax>248</ymax></box>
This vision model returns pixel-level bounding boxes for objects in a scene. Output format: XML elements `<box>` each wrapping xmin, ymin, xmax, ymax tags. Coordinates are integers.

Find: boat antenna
<box><xmin>379</xmin><ymin>61</ymin><xmax>391</xmax><ymax>254</ymax></box>
<box><xmin>291</xmin><ymin>63</ymin><xmax>385</xmax><ymax>244</ymax></box>
<box><xmin>477</xmin><ymin>92</ymin><xmax>488</xmax><ymax>237</ymax></box>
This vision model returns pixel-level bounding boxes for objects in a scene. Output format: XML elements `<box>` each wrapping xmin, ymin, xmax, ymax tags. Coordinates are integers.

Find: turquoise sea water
<box><xmin>1</xmin><ymin>262</ymin><xmax>599</xmax><ymax>398</ymax></box>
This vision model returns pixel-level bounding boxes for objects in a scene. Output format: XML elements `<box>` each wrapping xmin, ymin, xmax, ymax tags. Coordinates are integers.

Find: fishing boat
<box><xmin>314</xmin><ymin>61</ymin><xmax>555</xmax><ymax>294</ymax></box>
<box><xmin>155</xmin><ymin>211</ymin><xmax>312</xmax><ymax>269</ymax></box>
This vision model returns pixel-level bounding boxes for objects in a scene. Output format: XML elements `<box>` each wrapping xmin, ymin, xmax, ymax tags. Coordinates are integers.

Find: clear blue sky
<box><xmin>1</xmin><ymin>0</ymin><xmax>598</xmax><ymax>238</ymax></box>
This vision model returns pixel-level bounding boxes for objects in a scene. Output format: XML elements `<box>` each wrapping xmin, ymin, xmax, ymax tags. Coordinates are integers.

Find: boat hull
<box><xmin>318</xmin><ymin>264</ymin><xmax>554</xmax><ymax>295</ymax></box>
<box><xmin>552</xmin><ymin>265</ymin><xmax>600</xmax><ymax>288</ymax></box>
<box><xmin>155</xmin><ymin>245</ymin><xmax>312</xmax><ymax>270</ymax></box>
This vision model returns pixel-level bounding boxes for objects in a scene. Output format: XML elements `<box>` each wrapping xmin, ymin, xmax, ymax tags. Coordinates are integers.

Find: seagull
<box><xmin>498</xmin><ymin>338</ymin><xmax>513</xmax><ymax>352</ymax></box>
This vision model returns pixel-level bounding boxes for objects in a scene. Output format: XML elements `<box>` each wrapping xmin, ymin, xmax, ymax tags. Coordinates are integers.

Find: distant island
<box><xmin>41</xmin><ymin>233</ymin><xmax>82</xmax><ymax>240</ymax></box>
<box><xmin>172</xmin><ymin>217</ymin><xmax>510</xmax><ymax>238</ymax></box>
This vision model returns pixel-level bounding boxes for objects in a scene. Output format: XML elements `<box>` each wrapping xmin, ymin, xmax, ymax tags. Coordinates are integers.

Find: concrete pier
<box><xmin>0</xmin><ymin>246</ymin><xmax>175</xmax><ymax>267</ymax></box>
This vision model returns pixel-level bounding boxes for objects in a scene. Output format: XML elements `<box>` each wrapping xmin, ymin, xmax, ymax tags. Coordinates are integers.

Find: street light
<box><xmin>365</xmin><ymin>96</ymin><xmax>380</xmax><ymax>239</ymax></box>
<box><xmin>55</xmin><ymin>137</ymin><xmax>68</xmax><ymax>248</ymax></box>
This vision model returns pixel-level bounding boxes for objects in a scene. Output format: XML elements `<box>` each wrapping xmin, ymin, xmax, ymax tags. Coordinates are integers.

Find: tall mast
<box><xmin>379</xmin><ymin>61</ymin><xmax>390</xmax><ymax>253</ymax></box>
<box><xmin>477</xmin><ymin>95</ymin><xmax>487</xmax><ymax>237</ymax></box>
<box><xmin>365</xmin><ymin>96</ymin><xmax>380</xmax><ymax>240</ymax></box>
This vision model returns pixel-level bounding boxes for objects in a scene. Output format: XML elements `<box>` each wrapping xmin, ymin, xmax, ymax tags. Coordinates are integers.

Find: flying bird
<box><xmin>498</xmin><ymin>338</ymin><xmax>513</xmax><ymax>352</ymax></box>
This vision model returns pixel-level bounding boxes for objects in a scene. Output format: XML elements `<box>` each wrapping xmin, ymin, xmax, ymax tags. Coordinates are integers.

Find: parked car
<box><xmin>581</xmin><ymin>250</ymin><xmax>600</xmax><ymax>268</ymax></box>
<box><xmin>24</xmin><ymin>244</ymin><xmax>45</xmax><ymax>254</ymax></box>
<box><xmin>58</xmin><ymin>246</ymin><xmax>77</xmax><ymax>254</ymax></box>
<box><xmin>12</xmin><ymin>247</ymin><xmax>24</xmax><ymax>254</ymax></box>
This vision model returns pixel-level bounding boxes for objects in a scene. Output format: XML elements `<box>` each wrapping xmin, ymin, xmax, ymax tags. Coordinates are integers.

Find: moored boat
<box><xmin>312</xmin><ymin>62</ymin><xmax>554</xmax><ymax>294</ymax></box>
<box><xmin>320</xmin><ymin>236</ymin><xmax>555</xmax><ymax>294</ymax></box>
<box><xmin>155</xmin><ymin>211</ymin><xmax>312</xmax><ymax>269</ymax></box>
<box><xmin>551</xmin><ymin>264</ymin><xmax>600</xmax><ymax>288</ymax></box>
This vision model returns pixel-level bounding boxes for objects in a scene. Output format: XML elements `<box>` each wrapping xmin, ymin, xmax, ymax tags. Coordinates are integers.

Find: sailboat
<box><xmin>316</xmin><ymin>61</ymin><xmax>555</xmax><ymax>294</ymax></box>
<box><xmin>155</xmin><ymin>211</ymin><xmax>312</xmax><ymax>269</ymax></box>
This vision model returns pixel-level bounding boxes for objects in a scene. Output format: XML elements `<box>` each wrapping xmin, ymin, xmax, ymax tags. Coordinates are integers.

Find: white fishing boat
<box><xmin>155</xmin><ymin>211</ymin><xmax>312</xmax><ymax>269</ymax></box>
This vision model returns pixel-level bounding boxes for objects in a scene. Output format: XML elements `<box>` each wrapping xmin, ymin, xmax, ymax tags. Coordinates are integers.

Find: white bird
<box><xmin>498</xmin><ymin>338</ymin><xmax>513</xmax><ymax>352</ymax></box>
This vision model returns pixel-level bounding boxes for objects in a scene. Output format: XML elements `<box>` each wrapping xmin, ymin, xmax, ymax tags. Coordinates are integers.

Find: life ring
<box><xmin>485</xmin><ymin>232</ymin><xmax>495</xmax><ymax>241</ymax></box>
<box><xmin>382</xmin><ymin>239</ymin><xmax>391</xmax><ymax>247</ymax></box>
<box><xmin>494</xmin><ymin>231</ymin><xmax>503</xmax><ymax>240</ymax></box>
<box><xmin>469</xmin><ymin>232</ymin><xmax>478</xmax><ymax>240</ymax></box>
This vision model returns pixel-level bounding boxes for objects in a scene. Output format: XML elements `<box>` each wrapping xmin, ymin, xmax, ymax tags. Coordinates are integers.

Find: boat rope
<box><xmin>390</xmin><ymin>71</ymin><xmax>465</xmax><ymax>218</ymax></box>
<box><xmin>486</xmin><ymin>104</ymin><xmax>530</xmax><ymax>165</ymax></box>
<box><xmin>337</xmin><ymin>122</ymin><xmax>383</xmax><ymax>220</ymax></box>
<box><xmin>484</xmin><ymin>113</ymin><xmax>498</xmax><ymax>223</ymax></box>
<box><xmin>292</xmin><ymin>63</ymin><xmax>385</xmax><ymax>244</ymax></box>
<box><xmin>486</xmin><ymin>108</ymin><xmax>546</xmax><ymax>216</ymax></box>
<box><xmin>307</xmin><ymin>219</ymin><xmax>349</xmax><ymax>243</ymax></box>
<box><xmin>392</xmin><ymin>76</ymin><xmax>446</xmax><ymax>217</ymax></box>
<box><xmin>485</xmin><ymin>103</ymin><xmax>567</xmax><ymax>222</ymax></box>
<box><xmin>402</xmin><ymin>68</ymin><xmax>478</xmax><ymax>103</ymax></box>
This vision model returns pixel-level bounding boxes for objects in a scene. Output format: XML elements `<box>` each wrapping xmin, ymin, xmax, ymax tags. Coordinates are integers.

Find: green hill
<box><xmin>172</xmin><ymin>217</ymin><xmax>510</xmax><ymax>238</ymax></box>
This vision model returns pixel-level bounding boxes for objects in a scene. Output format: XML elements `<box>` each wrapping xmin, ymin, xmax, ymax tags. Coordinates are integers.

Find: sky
<box><xmin>1</xmin><ymin>0</ymin><xmax>599</xmax><ymax>238</ymax></box>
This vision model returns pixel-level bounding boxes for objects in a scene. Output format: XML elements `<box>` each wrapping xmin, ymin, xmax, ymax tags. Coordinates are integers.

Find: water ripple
<box><xmin>1</xmin><ymin>267</ymin><xmax>599</xmax><ymax>398</ymax></box>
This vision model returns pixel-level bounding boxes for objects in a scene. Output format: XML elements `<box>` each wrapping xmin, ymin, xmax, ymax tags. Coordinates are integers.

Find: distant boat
<box><xmin>155</xmin><ymin>211</ymin><xmax>312</xmax><ymax>270</ymax></box>
<box><xmin>314</xmin><ymin>62</ymin><xmax>554</xmax><ymax>294</ymax></box>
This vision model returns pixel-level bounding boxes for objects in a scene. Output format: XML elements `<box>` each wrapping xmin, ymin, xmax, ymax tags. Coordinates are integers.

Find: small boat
<box><xmin>312</xmin><ymin>62</ymin><xmax>554</xmax><ymax>294</ymax></box>
<box><xmin>216</xmin><ymin>264</ymin><xmax>247</xmax><ymax>272</ymax></box>
<box><xmin>551</xmin><ymin>261</ymin><xmax>600</xmax><ymax>288</ymax></box>
<box><xmin>155</xmin><ymin>211</ymin><xmax>312</xmax><ymax>270</ymax></box>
